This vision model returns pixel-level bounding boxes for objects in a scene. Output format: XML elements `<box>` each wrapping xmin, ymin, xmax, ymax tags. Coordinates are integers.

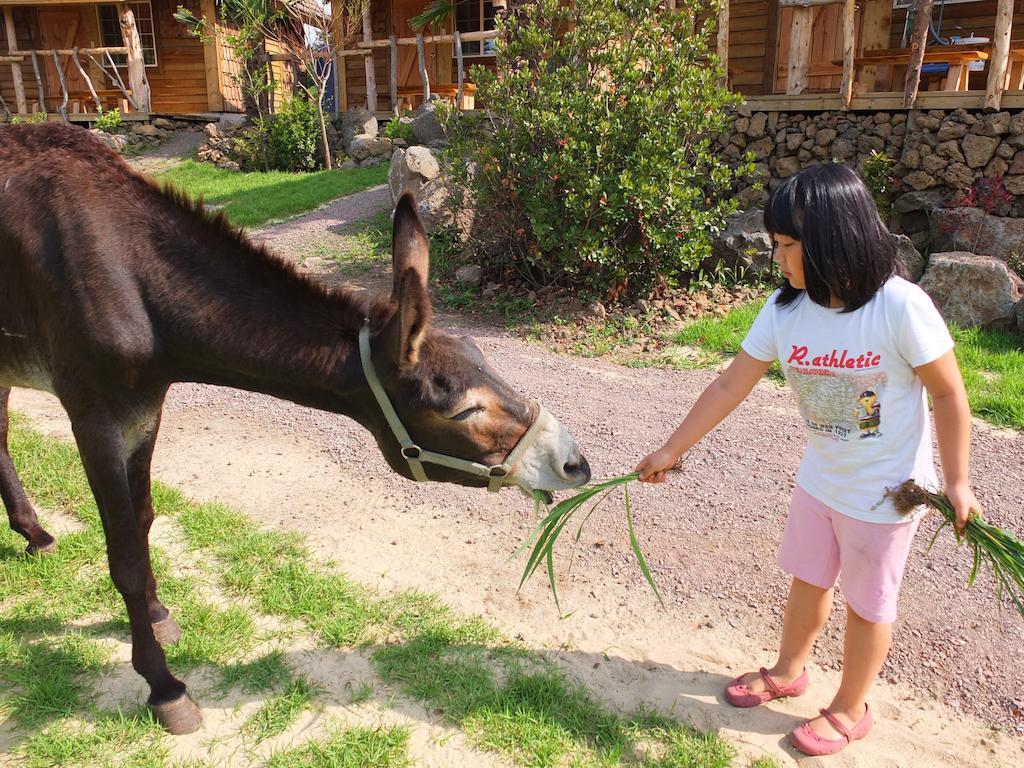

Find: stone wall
<box><xmin>725</xmin><ymin>107</ymin><xmax>1024</xmax><ymax>251</ymax></box>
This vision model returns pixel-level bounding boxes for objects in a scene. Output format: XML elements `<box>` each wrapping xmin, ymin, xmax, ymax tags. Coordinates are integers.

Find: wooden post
<box><xmin>858</xmin><ymin>0</ymin><xmax>892</xmax><ymax>94</ymax></box>
<box><xmin>200</xmin><ymin>0</ymin><xmax>223</xmax><ymax>112</ymax></box>
<box><xmin>50</xmin><ymin>50</ymin><xmax>68</xmax><ymax>122</ymax></box>
<box><xmin>330</xmin><ymin>0</ymin><xmax>346</xmax><ymax>114</ymax></box>
<box><xmin>29</xmin><ymin>50</ymin><xmax>45</xmax><ymax>113</ymax></box>
<box><xmin>762</xmin><ymin>0</ymin><xmax>780</xmax><ymax>94</ymax></box>
<box><xmin>454</xmin><ymin>30</ymin><xmax>464</xmax><ymax>107</ymax></box>
<box><xmin>102</xmin><ymin>50</ymin><xmax>135</xmax><ymax>108</ymax></box>
<box><xmin>839</xmin><ymin>0</ymin><xmax>856</xmax><ymax>109</ymax></box>
<box><xmin>902</xmin><ymin>0</ymin><xmax>934</xmax><ymax>108</ymax></box>
<box><xmin>389</xmin><ymin>35</ymin><xmax>398</xmax><ymax>114</ymax></box>
<box><xmin>361</xmin><ymin>4</ymin><xmax>377</xmax><ymax>111</ymax></box>
<box><xmin>416</xmin><ymin>32</ymin><xmax>430</xmax><ymax>102</ymax></box>
<box><xmin>717</xmin><ymin>0</ymin><xmax>729</xmax><ymax>88</ymax></box>
<box><xmin>71</xmin><ymin>48</ymin><xmax>102</xmax><ymax>111</ymax></box>
<box><xmin>786</xmin><ymin>7</ymin><xmax>813</xmax><ymax>95</ymax></box>
<box><xmin>3</xmin><ymin>7</ymin><xmax>26</xmax><ymax>114</ymax></box>
<box><xmin>986</xmin><ymin>0</ymin><xmax>1014</xmax><ymax>109</ymax></box>
<box><xmin>118</xmin><ymin>3</ymin><xmax>151</xmax><ymax>112</ymax></box>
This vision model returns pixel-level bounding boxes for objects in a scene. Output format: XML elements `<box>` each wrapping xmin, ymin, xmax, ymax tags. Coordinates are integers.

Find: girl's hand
<box><xmin>635</xmin><ymin>448</ymin><xmax>679</xmax><ymax>483</ymax></box>
<box><xmin>945</xmin><ymin>482</ymin><xmax>982</xmax><ymax>533</ymax></box>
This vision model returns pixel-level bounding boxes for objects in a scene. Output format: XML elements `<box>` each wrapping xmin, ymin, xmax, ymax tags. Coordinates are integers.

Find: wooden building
<box><xmin>0</xmin><ymin>0</ymin><xmax>301</xmax><ymax>119</ymax></box>
<box><xmin>336</xmin><ymin>0</ymin><xmax>1024</xmax><ymax>115</ymax></box>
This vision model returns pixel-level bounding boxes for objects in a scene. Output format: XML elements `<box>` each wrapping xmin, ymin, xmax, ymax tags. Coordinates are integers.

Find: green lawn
<box><xmin>156</xmin><ymin>160</ymin><xmax>389</xmax><ymax>228</ymax></box>
<box><xmin>675</xmin><ymin>299</ymin><xmax>1024</xmax><ymax>430</ymax></box>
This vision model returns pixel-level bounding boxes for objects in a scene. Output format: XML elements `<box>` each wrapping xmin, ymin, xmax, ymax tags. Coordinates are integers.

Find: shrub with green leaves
<box><xmin>268</xmin><ymin>95</ymin><xmax>321</xmax><ymax>172</ymax></box>
<box><xmin>444</xmin><ymin>0</ymin><xmax>753</xmax><ymax>297</ymax></box>
<box><xmin>383</xmin><ymin>116</ymin><xmax>414</xmax><ymax>142</ymax></box>
<box><xmin>94</xmin><ymin>107</ymin><xmax>124</xmax><ymax>134</ymax></box>
<box><xmin>10</xmin><ymin>112</ymin><xmax>48</xmax><ymax>125</ymax></box>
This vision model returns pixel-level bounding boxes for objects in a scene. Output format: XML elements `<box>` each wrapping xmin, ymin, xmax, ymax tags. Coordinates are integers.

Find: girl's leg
<box><xmin>803</xmin><ymin>603</ymin><xmax>890</xmax><ymax>738</ymax></box>
<box><xmin>737</xmin><ymin>576</ymin><xmax>833</xmax><ymax>692</ymax></box>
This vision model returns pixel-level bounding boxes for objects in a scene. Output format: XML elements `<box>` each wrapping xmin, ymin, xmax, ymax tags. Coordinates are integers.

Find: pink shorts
<box><xmin>777</xmin><ymin>486</ymin><xmax>919</xmax><ymax>623</ymax></box>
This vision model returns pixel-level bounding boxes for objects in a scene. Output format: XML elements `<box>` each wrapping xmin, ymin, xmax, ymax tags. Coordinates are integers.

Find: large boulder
<box><xmin>918</xmin><ymin>252</ymin><xmax>1024</xmax><ymax>329</ymax></box>
<box><xmin>389</xmin><ymin>146</ymin><xmax>443</xmax><ymax>204</ymax></box>
<box><xmin>1017</xmin><ymin>297</ymin><xmax>1024</xmax><ymax>335</ymax></box>
<box><xmin>707</xmin><ymin>209</ymin><xmax>773</xmax><ymax>277</ymax></box>
<box><xmin>348</xmin><ymin>134</ymin><xmax>393</xmax><ymax>162</ymax></box>
<box><xmin>411</xmin><ymin>100</ymin><xmax>446</xmax><ymax>146</ymax></box>
<box><xmin>930</xmin><ymin>207</ymin><xmax>1024</xmax><ymax>263</ymax></box>
<box><xmin>893</xmin><ymin>234</ymin><xmax>925</xmax><ymax>282</ymax></box>
<box><xmin>388</xmin><ymin>148</ymin><xmax>474</xmax><ymax>237</ymax></box>
<box><xmin>340</xmin><ymin>107</ymin><xmax>378</xmax><ymax>151</ymax></box>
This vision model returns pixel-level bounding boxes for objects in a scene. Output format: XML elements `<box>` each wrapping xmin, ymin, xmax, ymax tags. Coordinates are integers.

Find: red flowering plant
<box><xmin>941</xmin><ymin>176</ymin><xmax>1014</xmax><ymax>255</ymax></box>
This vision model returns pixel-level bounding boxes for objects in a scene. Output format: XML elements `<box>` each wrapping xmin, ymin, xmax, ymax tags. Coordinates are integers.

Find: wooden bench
<box><xmin>839</xmin><ymin>42</ymin><xmax>1024</xmax><ymax>93</ymax></box>
<box><xmin>836</xmin><ymin>45</ymin><xmax>989</xmax><ymax>91</ymax></box>
<box><xmin>396</xmin><ymin>82</ymin><xmax>476</xmax><ymax>111</ymax></box>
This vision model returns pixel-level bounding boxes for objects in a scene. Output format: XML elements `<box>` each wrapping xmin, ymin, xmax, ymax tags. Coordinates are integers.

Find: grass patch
<box><xmin>156</xmin><ymin>160</ymin><xmax>389</xmax><ymax>228</ymax></box>
<box><xmin>306</xmin><ymin>212</ymin><xmax>392</xmax><ymax>274</ymax></box>
<box><xmin>266</xmin><ymin>726</ymin><xmax>412</xmax><ymax>768</ymax></box>
<box><xmin>951</xmin><ymin>325</ymin><xmax>1024</xmax><ymax>430</ymax></box>
<box><xmin>22</xmin><ymin>709</ymin><xmax>169</xmax><ymax>768</ymax></box>
<box><xmin>244</xmin><ymin>675</ymin><xmax>322</xmax><ymax>743</ymax></box>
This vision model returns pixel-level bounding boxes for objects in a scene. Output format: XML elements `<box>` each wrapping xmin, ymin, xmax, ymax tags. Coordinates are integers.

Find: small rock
<box><xmin>586</xmin><ymin>301</ymin><xmax>607</xmax><ymax>319</ymax></box>
<box><xmin>962</xmin><ymin>134</ymin><xmax>1000</xmax><ymax>169</ymax></box>
<box><xmin>454</xmin><ymin>264</ymin><xmax>483</xmax><ymax>287</ymax></box>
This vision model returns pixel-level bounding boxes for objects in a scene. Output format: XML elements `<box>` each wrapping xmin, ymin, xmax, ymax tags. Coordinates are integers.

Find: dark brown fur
<box><xmin>0</xmin><ymin>123</ymin><xmax>587</xmax><ymax>731</ymax></box>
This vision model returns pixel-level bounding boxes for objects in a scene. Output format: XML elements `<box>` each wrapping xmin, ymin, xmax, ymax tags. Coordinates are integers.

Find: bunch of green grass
<box><xmin>892</xmin><ymin>480</ymin><xmax>1024</xmax><ymax>617</ymax></box>
<box><xmin>519</xmin><ymin>473</ymin><xmax>664</xmax><ymax>613</ymax></box>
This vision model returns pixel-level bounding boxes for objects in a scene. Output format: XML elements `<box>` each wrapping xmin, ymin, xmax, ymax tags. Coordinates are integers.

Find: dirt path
<box><xmin>10</xmin><ymin>188</ymin><xmax>1024</xmax><ymax>766</ymax></box>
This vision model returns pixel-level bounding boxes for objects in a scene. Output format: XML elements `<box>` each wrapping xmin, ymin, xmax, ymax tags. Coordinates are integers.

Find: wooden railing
<box><xmin>779</xmin><ymin>0</ymin><xmax>1016</xmax><ymax>110</ymax></box>
<box><xmin>1</xmin><ymin>5</ymin><xmax>150</xmax><ymax>120</ymax></box>
<box><xmin>337</xmin><ymin>24</ymin><xmax>499</xmax><ymax>113</ymax></box>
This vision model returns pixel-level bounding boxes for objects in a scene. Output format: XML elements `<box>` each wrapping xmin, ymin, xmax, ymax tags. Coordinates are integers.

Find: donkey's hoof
<box><xmin>26</xmin><ymin>535</ymin><xmax>57</xmax><ymax>556</ymax></box>
<box><xmin>151</xmin><ymin>693</ymin><xmax>202</xmax><ymax>735</ymax></box>
<box><xmin>152</xmin><ymin>615</ymin><xmax>183</xmax><ymax>645</ymax></box>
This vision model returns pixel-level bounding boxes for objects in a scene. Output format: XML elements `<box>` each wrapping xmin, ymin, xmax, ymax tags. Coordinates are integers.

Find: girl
<box><xmin>636</xmin><ymin>163</ymin><xmax>980</xmax><ymax>757</ymax></box>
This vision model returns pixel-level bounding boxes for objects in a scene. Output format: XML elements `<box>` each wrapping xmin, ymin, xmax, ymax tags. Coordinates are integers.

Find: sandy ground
<box><xmin>6</xmin><ymin>187</ymin><xmax>1024</xmax><ymax>767</ymax></box>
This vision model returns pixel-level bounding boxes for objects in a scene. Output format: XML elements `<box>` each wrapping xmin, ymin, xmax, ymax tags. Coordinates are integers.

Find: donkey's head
<box><xmin>361</xmin><ymin>194</ymin><xmax>590</xmax><ymax>498</ymax></box>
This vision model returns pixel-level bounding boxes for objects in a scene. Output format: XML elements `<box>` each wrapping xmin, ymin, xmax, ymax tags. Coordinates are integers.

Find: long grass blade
<box><xmin>624</xmin><ymin>484</ymin><xmax>665</xmax><ymax>609</ymax></box>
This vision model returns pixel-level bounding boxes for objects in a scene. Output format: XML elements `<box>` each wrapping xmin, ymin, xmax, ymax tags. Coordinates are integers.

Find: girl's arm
<box><xmin>915</xmin><ymin>349</ymin><xmax>981</xmax><ymax>531</ymax></box>
<box><xmin>636</xmin><ymin>351</ymin><xmax>773</xmax><ymax>482</ymax></box>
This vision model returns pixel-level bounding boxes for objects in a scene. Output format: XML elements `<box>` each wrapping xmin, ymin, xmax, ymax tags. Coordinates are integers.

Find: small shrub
<box><xmin>269</xmin><ymin>96</ymin><xmax>321</xmax><ymax>172</ymax></box>
<box><xmin>94</xmin><ymin>107</ymin><xmax>124</xmax><ymax>134</ymax></box>
<box><xmin>11</xmin><ymin>112</ymin><xmax>48</xmax><ymax>125</ymax></box>
<box><xmin>861</xmin><ymin>150</ymin><xmax>896</xmax><ymax>220</ymax></box>
<box><xmin>383</xmin><ymin>116</ymin><xmax>414</xmax><ymax>142</ymax></box>
<box><xmin>443</xmin><ymin>0</ymin><xmax>753</xmax><ymax>298</ymax></box>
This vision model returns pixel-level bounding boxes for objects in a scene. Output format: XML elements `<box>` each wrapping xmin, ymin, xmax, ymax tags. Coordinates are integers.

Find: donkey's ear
<box><xmin>381</xmin><ymin>194</ymin><xmax>432</xmax><ymax>368</ymax></box>
<box><xmin>380</xmin><ymin>267</ymin><xmax>432</xmax><ymax>368</ymax></box>
<box><xmin>391</xmin><ymin>192</ymin><xmax>429</xmax><ymax>303</ymax></box>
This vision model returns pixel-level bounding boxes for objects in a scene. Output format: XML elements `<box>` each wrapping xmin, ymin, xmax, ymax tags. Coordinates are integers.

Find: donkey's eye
<box><xmin>450</xmin><ymin>405</ymin><xmax>483</xmax><ymax>421</ymax></box>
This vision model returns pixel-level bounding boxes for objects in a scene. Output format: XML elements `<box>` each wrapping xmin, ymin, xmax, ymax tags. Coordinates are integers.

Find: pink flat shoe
<box><xmin>724</xmin><ymin>667</ymin><xmax>809</xmax><ymax>708</ymax></box>
<box><xmin>790</xmin><ymin>704</ymin><xmax>873</xmax><ymax>756</ymax></box>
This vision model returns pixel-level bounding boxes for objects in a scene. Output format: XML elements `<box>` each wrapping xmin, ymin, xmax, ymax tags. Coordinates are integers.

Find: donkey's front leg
<box><xmin>70</xmin><ymin>408</ymin><xmax>201</xmax><ymax>735</ymax></box>
<box><xmin>0</xmin><ymin>387</ymin><xmax>56</xmax><ymax>555</ymax></box>
<box><xmin>126</xmin><ymin>408</ymin><xmax>182</xmax><ymax>645</ymax></box>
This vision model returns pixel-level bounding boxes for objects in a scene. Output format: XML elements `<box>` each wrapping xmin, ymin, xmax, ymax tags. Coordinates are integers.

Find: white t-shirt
<box><xmin>741</xmin><ymin>277</ymin><xmax>954</xmax><ymax>523</ymax></box>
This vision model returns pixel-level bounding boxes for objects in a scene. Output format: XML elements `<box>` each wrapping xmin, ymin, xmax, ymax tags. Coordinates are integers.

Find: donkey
<box><xmin>0</xmin><ymin>123</ymin><xmax>590</xmax><ymax>734</ymax></box>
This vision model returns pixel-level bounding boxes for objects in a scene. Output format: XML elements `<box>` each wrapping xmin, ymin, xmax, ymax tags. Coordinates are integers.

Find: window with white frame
<box><xmin>456</xmin><ymin>0</ymin><xmax>495</xmax><ymax>57</ymax></box>
<box><xmin>98</xmin><ymin>2</ymin><xmax>158</xmax><ymax>67</ymax></box>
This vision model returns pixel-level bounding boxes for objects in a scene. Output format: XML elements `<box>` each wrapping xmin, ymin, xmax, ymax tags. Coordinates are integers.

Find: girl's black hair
<box><xmin>764</xmin><ymin>163</ymin><xmax>898</xmax><ymax>312</ymax></box>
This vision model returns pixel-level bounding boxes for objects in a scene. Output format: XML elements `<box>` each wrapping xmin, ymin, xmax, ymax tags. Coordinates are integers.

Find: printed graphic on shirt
<box><xmin>784</xmin><ymin>344</ymin><xmax>888</xmax><ymax>442</ymax></box>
